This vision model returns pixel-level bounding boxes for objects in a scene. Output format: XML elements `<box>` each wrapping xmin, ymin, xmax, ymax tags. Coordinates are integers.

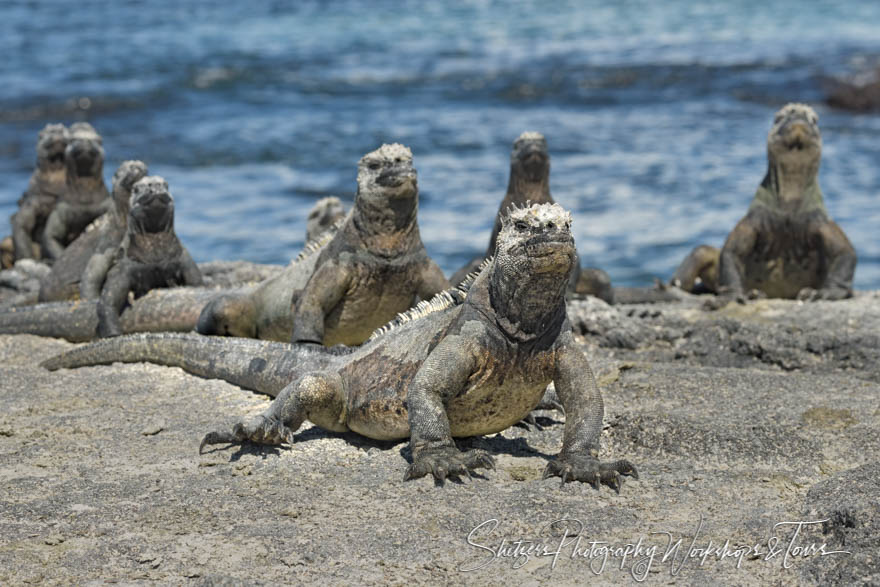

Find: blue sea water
<box><xmin>1</xmin><ymin>0</ymin><xmax>879</xmax><ymax>288</ymax></box>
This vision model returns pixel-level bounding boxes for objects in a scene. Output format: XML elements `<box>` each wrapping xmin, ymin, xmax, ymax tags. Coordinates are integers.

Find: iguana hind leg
<box><xmin>671</xmin><ymin>244</ymin><xmax>720</xmax><ymax>293</ymax></box>
<box><xmin>200</xmin><ymin>371</ymin><xmax>348</xmax><ymax>452</ymax></box>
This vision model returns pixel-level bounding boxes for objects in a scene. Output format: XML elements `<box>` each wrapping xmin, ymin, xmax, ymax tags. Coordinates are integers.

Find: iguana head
<box><xmin>489</xmin><ymin>202</ymin><xmax>575</xmax><ymax>339</ymax></box>
<box><xmin>129</xmin><ymin>176</ymin><xmax>174</xmax><ymax>234</ymax></box>
<box><xmin>111</xmin><ymin>160</ymin><xmax>148</xmax><ymax>220</ymax></box>
<box><xmin>306</xmin><ymin>196</ymin><xmax>346</xmax><ymax>242</ymax></box>
<box><xmin>353</xmin><ymin>144</ymin><xmax>420</xmax><ymax>247</ymax></box>
<box><xmin>767</xmin><ymin>103</ymin><xmax>821</xmax><ymax>176</ymax></box>
<box><xmin>510</xmin><ymin>131</ymin><xmax>550</xmax><ymax>183</ymax></box>
<box><xmin>757</xmin><ymin>103</ymin><xmax>825</xmax><ymax>212</ymax></box>
<box><xmin>35</xmin><ymin>123</ymin><xmax>69</xmax><ymax>172</ymax></box>
<box><xmin>64</xmin><ymin>122</ymin><xmax>104</xmax><ymax>180</ymax></box>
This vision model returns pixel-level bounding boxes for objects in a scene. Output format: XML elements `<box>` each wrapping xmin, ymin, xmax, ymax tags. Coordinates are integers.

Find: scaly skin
<box><xmin>41</xmin><ymin>123</ymin><xmax>111</xmax><ymax>262</ymax></box>
<box><xmin>9</xmin><ymin>124</ymin><xmax>70</xmax><ymax>263</ymax></box>
<box><xmin>45</xmin><ymin>203</ymin><xmax>636</xmax><ymax>489</ymax></box>
<box><xmin>196</xmin><ymin>144</ymin><xmax>449</xmax><ymax>346</ymax></box>
<box><xmin>95</xmin><ymin>176</ymin><xmax>203</xmax><ymax>338</ymax></box>
<box><xmin>672</xmin><ymin>103</ymin><xmax>857</xmax><ymax>303</ymax></box>
<box><xmin>38</xmin><ymin>160</ymin><xmax>148</xmax><ymax>302</ymax></box>
<box><xmin>0</xmin><ymin>287</ymin><xmax>230</xmax><ymax>342</ymax></box>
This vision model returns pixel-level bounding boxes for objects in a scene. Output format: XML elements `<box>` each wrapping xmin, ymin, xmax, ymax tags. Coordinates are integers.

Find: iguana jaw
<box><xmin>765</xmin><ymin>103</ymin><xmax>822</xmax><ymax>209</ymax></box>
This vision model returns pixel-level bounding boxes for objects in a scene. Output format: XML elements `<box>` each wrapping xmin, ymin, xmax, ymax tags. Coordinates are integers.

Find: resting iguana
<box><xmin>44</xmin><ymin>203</ymin><xmax>637</xmax><ymax>489</ymax></box>
<box><xmin>40</xmin><ymin>123</ymin><xmax>111</xmax><ymax>262</ymax></box>
<box><xmin>196</xmin><ymin>143</ymin><xmax>449</xmax><ymax>345</ymax></box>
<box><xmin>93</xmin><ymin>176</ymin><xmax>203</xmax><ymax>337</ymax></box>
<box><xmin>38</xmin><ymin>160</ymin><xmax>148</xmax><ymax>302</ymax></box>
<box><xmin>671</xmin><ymin>103</ymin><xmax>857</xmax><ymax>302</ymax></box>
<box><xmin>6</xmin><ymin>124</ymin><xmax>70</xmax><ymax>266</ymax></box>
<box><xmin>305</xmin><ymin>196</ymin><xmax>346</xmax><ymax>242</ymax></box>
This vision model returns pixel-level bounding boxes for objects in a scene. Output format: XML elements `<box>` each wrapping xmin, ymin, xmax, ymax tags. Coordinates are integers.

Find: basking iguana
<box><xmin>672</xmin><ymin>103</ymin><xmax>857</xmax><ymax>302</ymax></box>
<box><xmin>5</xmin><ymin>124</ymin><xmax>70</xmax><ymax>266</ymax></box>
<box><xmin>94</xmin><ymin>175</ymin><xmax>203</xmax><ymax>337</ymax></box>
<box><xmin>38</xmin><ymin>160</ymin><xmax>149</xmax><ymax>302</ymax></box>
<box><xmin>44</xmin><ymin>203</ymin><xmax>637</xmax><ymax>489</ymax></box>
<box><xmin>40</xmin><ymin>123</ymin><xmax>112</xmax><ymax>262</ymax></box>
<box><xmin>196</xmin><ymin>143</ymin><xmax>449</xmax><ymax>345</ymax></box>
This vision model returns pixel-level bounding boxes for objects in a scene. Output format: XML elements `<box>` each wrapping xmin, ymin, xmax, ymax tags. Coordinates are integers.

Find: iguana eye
<box><xmin>515</xmin><ymin>221</ymin><xmax>528</xmax><ymax>231</ymax></box>
<box><xmin>368</xmin><ymin>161</ymin><xmax>380</xmax><ymax>171</ymax></box>
<box><xmin>547</xmin><ymin>222</ymin><xmax>555</xmax><ymax>229</ymax></box>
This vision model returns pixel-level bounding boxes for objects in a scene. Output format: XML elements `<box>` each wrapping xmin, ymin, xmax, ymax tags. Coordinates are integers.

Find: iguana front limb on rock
<box><xmin>672</xmin><ymin>103</ymin><xmax>857</xmax><ymax>302</ymax></box>
<box><xmin>197</xmin><ymin>144</ymin><xmax>448</xmax><ymax>345</ymax></box>
<box><xmin>95</xmin><ymin>176</ymin><xmax>202</xmax><ymax>337</ymax></box>
<box><xmin>8</xmin><ymin>124</ymin><xmax>70</xmax><ymax>264</ymax></box>
<box><xmin>41</xmin><ymin>123</ymin><xmax>111</xmax><ymax>262</ymax></box>
<box><xmin>38</xmin><ymin>160</ymin><xmax>148</xmax><ymax>302</ymax></box>
<box><xmin>45</xmin><ymin>203</ymin><xmax>636</xmax><ymax>489</ymax></box>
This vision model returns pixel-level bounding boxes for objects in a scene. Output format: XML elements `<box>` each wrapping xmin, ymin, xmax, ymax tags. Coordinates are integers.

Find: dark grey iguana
<box><xmin>40</xmin><ymin>123</ymin><xmax>112</xmax><ymax>262</ymax></box>
<box><xmin>5</xmin><ymin>123</ymin><xmax>70</xmax><ymax>266</ymax></box>
<box><xmin>38</xmin><ymin>160</ymin><xmax>149</xmax><ymax>302</ymax></box>
<box><xmin>94</xmin><ymin>175</ymin><xmax>203</xmax><ymax>337</ymax></box>
<box><xmin>44</xmin><ymin>203</ymin><xmax>637</xmax><ymax>489</ymax></box>
<box><xmin>196</xmin><ymin>143</ymin><xmax>449</xmax><ymax>346</ymax></box>
<box><xmin>671</xmin><ymin>103</ymin><xmax>857</xmax><ymax>302</ymax></box>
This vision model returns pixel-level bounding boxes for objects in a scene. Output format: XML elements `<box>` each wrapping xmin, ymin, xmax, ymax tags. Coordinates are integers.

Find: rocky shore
<box><xmin>1</xmin><ymin>293</ymin><xmax>878</xmax><ymax>585</ymax></box>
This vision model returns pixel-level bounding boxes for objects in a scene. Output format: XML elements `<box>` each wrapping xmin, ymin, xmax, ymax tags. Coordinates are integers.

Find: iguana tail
<box><xmin>41</xmin><ymin>332</ymin><xmax>344</xmax><ymax>397</ymax></box>
<box><xmin>0</xmin><ymin>287</ymin><xmax>235</xmax><ymax>342</ymax></box>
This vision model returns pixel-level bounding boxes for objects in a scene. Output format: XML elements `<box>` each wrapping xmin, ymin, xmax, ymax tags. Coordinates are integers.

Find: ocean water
<box><xmin>1</xmin><ymin>0</ymin><xmax>879</xmax><ymax>288</ymax></box>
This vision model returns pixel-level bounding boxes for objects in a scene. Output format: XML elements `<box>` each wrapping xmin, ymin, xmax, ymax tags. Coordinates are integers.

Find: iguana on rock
<box><xmin>40</xmin><ymin>123</ymin><xmax>112</xmax><ymax>262</ymax></box>
<box><xmin>38</xmin><ymin>160</ymin><xmax>148</xmax><ymax>302</ymax></box>
<box><xmin>44</xmin><ymin>203</ymin><xmax>637</xmax><ymax>489</ymax></box>
<box><xmin>94</xmin><ymin>175</ymin><xmax>203</xmax><ymax>337</ymax></box>
<box><xmin>5</xmin><ymin>124</ymin><xmax>70</xmax><ymax>266</ymax></box>
<box><xmin>196</xmin><ymin>144</ymin><xmax>449</xmax><ymax>345</ymax></box>
<box><xmin>672</xmin><ymin>103</ymin><xmax>857</xmax><ymax>302</ymax></box>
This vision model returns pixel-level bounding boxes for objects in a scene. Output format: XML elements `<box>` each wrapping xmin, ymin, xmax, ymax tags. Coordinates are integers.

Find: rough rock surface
<box><xmin>1</xmin><ymin>292</ymin><xmax>878</xmax><ymax>584</ymax></box>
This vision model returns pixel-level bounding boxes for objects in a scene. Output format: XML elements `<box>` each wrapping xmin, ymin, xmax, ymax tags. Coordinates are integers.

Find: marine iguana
<box><xmin>305</xmin><ymin>196</ymin><xmax>346</xmax><ymax>242</ymax></box>
<box><xmin>40</xmin><ymin>123</ymin><xmax>111</xmax><ymax>262</ymax></box>
<box><xmin>671</xmin><ymin>103</ymin><xmax>857</xmax><ymax>302</ymax></box>
<box><xmin>6</xmin><ymin>123</ymin><xmax>70</xmax><ymax>266</ymax></box>
<box><xmin>196</xmin><ymin>143</ymin><xmax>449</xmax><ymax>346</ymax></box>
<box><xmin>38</xmin><ymin>160</ymin><xmax>149</xmax><ymax>302</ymax></box>
<box><xmin>94</xmin><ymin>175</ymin><xmax>203</xmax><ymax>337</ymax></box>
<box><xmin>44</xmin><ymin>203</ymin><xmax>637</xmax><ymax>489</ymax></box>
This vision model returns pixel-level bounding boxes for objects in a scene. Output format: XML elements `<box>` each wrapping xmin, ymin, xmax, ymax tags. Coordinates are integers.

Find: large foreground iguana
<box><xmin>44</xmin><ymin>203</ymin><xmax>637</xmax><ymax>489</ymax></box>
<box><xmin>196</xmin><ymin>143</ymin><xmax>449</xmax><ymax>345</ymax></box>
<box><xmin>672</xmin><ymin>103</ymin><xmax>857</xmax><ymax>302</ymax></box>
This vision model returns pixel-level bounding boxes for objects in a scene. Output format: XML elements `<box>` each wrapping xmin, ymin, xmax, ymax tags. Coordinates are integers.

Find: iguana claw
<box><xmin>199</xmin><ymin>415</ymin><xmax>294</xmax><ymax>453</ymax></box>
<box><xmin>404</xmin><ymin>447</ymin><xmax>495</xmax><ymax>484</ymax></box>
<box><xmin>542</xmin><ymin>456</ymin><xmax>638</xmax><ymax>492</ymax></box>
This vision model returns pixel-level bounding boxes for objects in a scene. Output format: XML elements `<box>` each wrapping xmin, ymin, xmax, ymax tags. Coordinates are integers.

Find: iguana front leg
<box><xmin>290</xmin><ymin>259</ymin><xmax>352</xmax><ymax>344</ymax></box>
<box><xmin>710</xmin><ymin>218</ymin><xmax>758</xmax><ymax>309</ymax></box>
<box><xmin>178</xmin><ymin>250</ymin><xmax>204</xmax><ymax>287</ymax></box>
<box><xmin>95</xmin><ymin>264</ymin><xmax>131</xmax><ymax>338</ymax></box>
<box><xmin>80</xmin><ymin>250</ymin><xmax>114</xmax><ymax>299</ymax></box>
<box><xmin>797</xmin><ymin>221</ymin><xmax>856</xmax><ymax>301</ymax></box>
<box><xmin>404</xmin><ymin>335</ymin><xmax>495</xmax><ymax>482</ymax></box>
<box><xmin>542</xmin><ymin>332</ymin><xmax>637</xmax><ymax>491</ymax></box>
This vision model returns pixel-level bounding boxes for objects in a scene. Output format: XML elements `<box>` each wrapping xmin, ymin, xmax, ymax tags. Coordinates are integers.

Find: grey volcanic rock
<box><xmin>1</xmin><ymin>293</ymin><xmax>878</xmax><ymax>583</ymax></box>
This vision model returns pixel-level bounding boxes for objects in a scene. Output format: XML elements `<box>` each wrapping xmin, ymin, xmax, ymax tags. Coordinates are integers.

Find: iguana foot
<box><xmin>542</xmin><ymin>455</ymin><xmax>638</xmax><ymax>492</ymax></box>
<box><xmin>703</xmin><ymin>293</ymin><xmax>745</xmax><ymax>311</ymax></box>
<box><xmin>404</xmin><ymin>447</ymin><xmax>495</xmax><ymax>483</ymax></box>
<box><xmin>199</xmin><ymin>415</ymin><xmax>294</xmax><ymax>453</ymax></box>
<box><xmin>797</xmin><ymin>286</ymin><xmax>849</xmax><ymax>301</ymax></box>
